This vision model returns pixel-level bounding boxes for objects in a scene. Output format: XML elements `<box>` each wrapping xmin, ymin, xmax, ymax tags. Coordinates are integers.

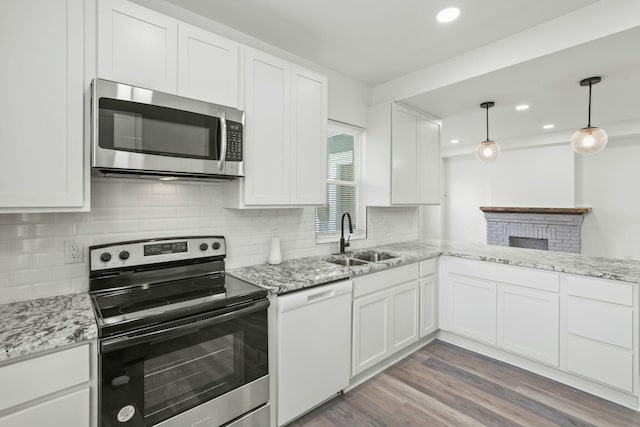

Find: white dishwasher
<box><xmin>276</xmin><ymin>279</ymin><xmax>353</xmax><ymax>426</ymax></box>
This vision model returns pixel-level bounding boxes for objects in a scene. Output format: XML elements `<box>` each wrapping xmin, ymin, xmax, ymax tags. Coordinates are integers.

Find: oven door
<box><xmin>99</xmin><ymin>300</ymin><xmax>269</xmax><ymax>427</ymax></box>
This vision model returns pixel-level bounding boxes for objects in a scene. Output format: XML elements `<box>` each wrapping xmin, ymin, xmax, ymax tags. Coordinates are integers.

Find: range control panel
<box><xmin>90</xmin><ymin>236</ymin><xmax>226</xmax><ymax>272</ymax></box>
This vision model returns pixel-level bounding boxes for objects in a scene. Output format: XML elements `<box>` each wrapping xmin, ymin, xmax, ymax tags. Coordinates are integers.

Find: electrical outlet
<box><xmin>64</xmin><ymin>240</ymin><xmax>83</xmax><ymax>264</ymax></box>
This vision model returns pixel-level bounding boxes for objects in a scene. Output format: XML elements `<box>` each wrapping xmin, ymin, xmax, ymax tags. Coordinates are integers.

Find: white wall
<box><xmin>577</xmin><ymin>135</ymin><xmax>640</xmax><ymax>259</ymax></box>
<box><xmin>129</xmin><ymin>0</ymin><xmax>371</xmax><ymax>127</ymax></box>
<box><xmin>443</xmin><ymin>136</ymin><xmax>640</xmax><ymax>260</ymax></box>
<box><xmin>0</xmin><ymin>179</ymin><xmax>418</xmax><ymax>304</ymax></box>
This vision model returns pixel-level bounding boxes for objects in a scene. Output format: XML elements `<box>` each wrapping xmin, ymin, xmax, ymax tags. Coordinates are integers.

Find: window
<box><xmin>315</xmin><ymin>121</ymin><xmax>366</xmax><ymax>243</ymax></box>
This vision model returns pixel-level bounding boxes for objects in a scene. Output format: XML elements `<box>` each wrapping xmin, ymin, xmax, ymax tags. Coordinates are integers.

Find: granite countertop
<box><xmin>0</xmin><ymin>293</ymin><xmax>97</xmax><ymax>364</ymax></box>
<box><xmin>228</xmin><ymin>239</ymin><xmax>640</xmax><ymax>294</ymax></box>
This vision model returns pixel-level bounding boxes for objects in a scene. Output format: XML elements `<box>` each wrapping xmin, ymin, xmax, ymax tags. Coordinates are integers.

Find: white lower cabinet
<box><xmin>419</xmin><ymin>259</ymin><xmax>437</xmax><ymax>337</ymax></box>
<box><xmin>566</xmin><ymin>275</ymin><xmax>635</xmax><ymax>392</ymax></box>
<box><xmin>439</xmin><ymin>256</ymin><xmax>561</xmax><ymax>364</ymax></box>
<box><xmin>352</xmin><ymin>264</ymin><xmax>419</xmax><ymax>376</ymax></box>
<box><xmin>497</xmin><ymin>284</ymin><xmax>559</xmax><ymax>366</ymax></box>
<box><xmin>447</xmin><ymin>273</ymin><xmax>497</xmax><ymax>345</ymax></box>
<box><xmin>0</xmin><ymin>343</ymin><xmax>96</xmax><ymax>426</ymax></box>
<box><xmin>0</xmin><ymin>388</ymin><xmax>89</xmax><ymax>427</ymax></box>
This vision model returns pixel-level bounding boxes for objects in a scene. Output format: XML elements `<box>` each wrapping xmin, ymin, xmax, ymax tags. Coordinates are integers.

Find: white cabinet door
<box><xmin>0</xmin><ymin>388</ymin><xmax>89</xmax><ymax>427</ymax></box>
<box><xmin>289</xmin><ymin>65</ymin><xmax>328</xmax><ymax>205</ymax></box>
<box><xmin>418</xmin><ymin>119</ymin><xmax>441</xmax><ymax>204</ymax></box>
<box><xmin>391</xmin><ymin>105</ymin><xmax>419</xmax><ymax>204</ymax></box>
<box><xmin>177</xmin><ymin>23</ymin><xmax>239</xmax><ymax>107</ymax></box>
<box><xmin>243</xmin><ymin>49</ymin><xmax>291</xmax><ymax>205</ymax></box>
<box><xmin>390</xmin><ymin>280</ymin><xmax>419</xmax><ymax>352</ymax></box>
<box><xmin>0</xmin><ymin>0</ymin><xmax>84</xmax><ymax>209</ymax></box>
<box><xmin>420</xmin><ymin>274</ymin><xmax>437</xmax><ymax>337</ymax></box>
<box><xmin>497</xmin><ymin>284</ymin><xmax>559</xmax><ymax>366</ymax></box>
<box><xmin>99</xmin><ymin>0</ymin><xmax>178</xmax><ymax>93</ymax></box>
<box><xmin>448</xmin><ymin>274</ymin><xmax>496</xmax><ymax>345</ymax></box>
<box><xmin>352</xmin><ymin>291</ymin><xmax>389</xmax><ymax>375</ymax></box>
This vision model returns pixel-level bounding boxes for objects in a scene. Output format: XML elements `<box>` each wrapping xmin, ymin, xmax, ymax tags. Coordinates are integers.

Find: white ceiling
<box><xmin>164</xmin><ymin>0</ymin><xmax>598</xmax><ymax>86</ymax></box>
<box><xmin>403</xmin><ymin>26</ymin><xmax>640</xmax><ymax>147</ymax></box>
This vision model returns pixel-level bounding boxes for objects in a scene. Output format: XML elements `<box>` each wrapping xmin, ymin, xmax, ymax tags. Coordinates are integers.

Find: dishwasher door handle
<box><xmin>306</xmin><ymin>289</ymin><xmax>335</xmax><ymax>304</ymax></box>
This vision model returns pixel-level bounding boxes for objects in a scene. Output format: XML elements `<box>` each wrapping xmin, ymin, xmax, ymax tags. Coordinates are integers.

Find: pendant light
<box><xmin>571</xmin><ymin>76</ymin><xmax>607</xmax><ymax>154</ymax></box>
<box><xmin>475</xmin><ymin>101</ymin><xmax>500</xmax><ymax>162</ymax></box>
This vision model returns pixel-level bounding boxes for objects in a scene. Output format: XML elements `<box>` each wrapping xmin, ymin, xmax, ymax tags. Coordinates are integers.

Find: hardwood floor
<box><xmin>289</xmin><ymin>340</ymin><xmax>640</xmax><ymax>427</ymax></box>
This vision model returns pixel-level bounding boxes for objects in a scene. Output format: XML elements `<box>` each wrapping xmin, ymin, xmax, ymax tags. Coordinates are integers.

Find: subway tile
<box><xmin>10</xmin><ymin>238</ymin><xmax>53</xmax><ymax>254</ymax></box>
<box><xmin>33</xmin><ymin>280</ymin><xmax>73</xmax><ymax>299</ymax></box>
<box><xmin>75</xmin><ymin>222</ymin><xmax>108</xmax><ymax>236</ymax></box>
<box><xmin>11</xmin><ymin>213</ymin><xmax>53</xmax><ymax>224</ymax></box>
<box><xmin>0</xmin><ymin>255</ymin><xmax>31</xmax><ymax>272</ymax></box>
<box><xmin>106</xmin><ymin>221</ymin><xmax>139</xmax><ymax>234</ymax></box>
<box><xmin>0</xmin><ymin>285</ymin><xmax>32</xmax><ymax>303</ymax></box>
<box><xmin>139</xmin><ymin>195</ymin><xmax>189</xmax><ymax>207</ymax></box>
<box><xmin>150</xmin><ymin>182</ymin><xmax>178</xmax><ymax>195</ymax></box>
<box><xmin>10</xmin><ymin>268</ymin><xmax>55</xmax><ymax>286</ymax></box>
<box><xmin>0</xmin><ymin>224</ymin><xmax>33</xmax><ymax>239</ymax></box>
<box><xmin>35</xmin><ymin>223</ymin><xmax>74</xmax><ymax>237</ymax></box>
<box><xmin>33</xmin><ymin>252</ymin><xmax>65</xmax><ymax>268</ymax></box>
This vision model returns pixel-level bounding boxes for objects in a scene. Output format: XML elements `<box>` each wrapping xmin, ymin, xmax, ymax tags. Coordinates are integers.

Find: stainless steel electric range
<box><xmin>89</xmin><ymin>236</ymin><xmax>269</xmax><ymax>427</ymax></box>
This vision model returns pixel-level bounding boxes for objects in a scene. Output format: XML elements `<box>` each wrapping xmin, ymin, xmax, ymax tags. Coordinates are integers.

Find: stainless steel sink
<box><xmin>327</xmin><ymin>257</ymin><xmax>369</xmax><ymax>267</ymax></box>
<box><xmin>353</xmin><ymin>251</ymin><xmax>397</xmax><ymax>262</ymax></box>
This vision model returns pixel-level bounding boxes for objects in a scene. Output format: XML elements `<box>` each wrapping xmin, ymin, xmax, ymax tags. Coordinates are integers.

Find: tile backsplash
<box><xmin>0</xmin><ymin>179</ymin><xmax>419</xmax><ymax>303</ymax></box>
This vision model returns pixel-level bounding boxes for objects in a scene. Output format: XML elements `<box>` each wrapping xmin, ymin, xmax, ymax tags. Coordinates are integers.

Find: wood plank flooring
<box><xmin>289</xmin><ymin>340</ymin><xmax>640</xmax><ymax>427</ymax></box>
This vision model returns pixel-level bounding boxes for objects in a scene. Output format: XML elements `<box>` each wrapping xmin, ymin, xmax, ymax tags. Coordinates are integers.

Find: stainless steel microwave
<box><xmin>92</xmin><ymin>79</ymin><xmax>244</xmax><ymax>180</ymax></box>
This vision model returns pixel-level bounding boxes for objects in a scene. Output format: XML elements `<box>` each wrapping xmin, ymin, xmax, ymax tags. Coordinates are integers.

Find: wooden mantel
<box><xmin>479</xmin><ymin>206</ymin><xmax>591</xmax><ymax>215</ymax></box>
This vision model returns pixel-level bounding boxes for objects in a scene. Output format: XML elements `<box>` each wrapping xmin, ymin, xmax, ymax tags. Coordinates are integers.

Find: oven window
<box><xmin>144</xmin><ymin>332</ymin><xmax>243</xmax><ymax>424</ymax></box>
<box><xmin>98</xmin><ymin>98</ymin><xmax>220</xmax><ymax>160</ymax></box>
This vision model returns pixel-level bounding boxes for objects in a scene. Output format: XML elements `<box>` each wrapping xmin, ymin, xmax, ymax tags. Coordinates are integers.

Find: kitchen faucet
<box><xmin>339</xmin><ymin>212</ymin><xmax>353</xmax><ymax>254</ymax></box>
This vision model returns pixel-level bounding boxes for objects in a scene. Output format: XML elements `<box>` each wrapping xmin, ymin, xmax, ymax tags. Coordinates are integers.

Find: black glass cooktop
<box><xmin>91</xmin><ymin>269</ymin><xmax>267</xmax><ymax>337</ymax></box>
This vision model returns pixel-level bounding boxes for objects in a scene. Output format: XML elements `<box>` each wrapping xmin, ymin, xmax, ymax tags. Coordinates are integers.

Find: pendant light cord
<box><xmin>485</xmin><ymin>105</ymin><xmax>489</xmax><ymax>141</ymax></box>
<box><xmin>587</xmin><ymin>82</ymin><xmax>592</xmax><ymax>128</ymax></box>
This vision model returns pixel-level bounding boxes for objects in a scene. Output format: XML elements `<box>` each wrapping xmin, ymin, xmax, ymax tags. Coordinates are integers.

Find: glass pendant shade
<box><xmin>570</xmin><ymin>126</ymin><xmax>608</xmax><ymax>154</ymax></box>
<box><xmin>476</xmin><ymin>101</ymin><xmax>499</xmax><ymax>162</ymax></box>
<box><xmin>475</xmin><ymin>140</ymin><xmax>500</xmax><ymax>162</ymax></box>
<box><xmin>573</xmin><ymin>76</ymin><xmax>606</xmax><ymax>155</ymax></box>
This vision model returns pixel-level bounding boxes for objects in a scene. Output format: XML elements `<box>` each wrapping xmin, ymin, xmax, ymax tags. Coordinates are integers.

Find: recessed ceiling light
<box><xmin>543</xmin><ymin>124</ymin><xmax>555</xmax><ymax>130</ymax></box>
<box><xmin>515</xmin><ymin>104</ymin><xmax>530</xmax><ymax>111</ymax></box>
<box><xmin>437</xmin><ymin>7</ymin><xmax>460</xmax><ymax>23</ymax></box>
<box><xmin>450</xmin><ymin>139</ymin><xmax>459</xmax><ymax>144</ymax></box>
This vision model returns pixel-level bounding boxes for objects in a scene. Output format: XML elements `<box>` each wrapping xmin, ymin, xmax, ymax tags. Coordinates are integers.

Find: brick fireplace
<box><xmin>480</xmin><ymin>207</ymin><xmax>591</xmax><ymax>254</ymax></box>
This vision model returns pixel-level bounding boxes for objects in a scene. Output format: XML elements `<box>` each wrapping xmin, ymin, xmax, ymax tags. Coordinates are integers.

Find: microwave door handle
<box><xmin>218</xmin><ymin>111</ymin><xmax>227</xmax><ymax>171</ymax></box>
<box><xmin>101</xmin><ymin>299</ymin><xmax>269</xmax><ymax>353</ymax></box>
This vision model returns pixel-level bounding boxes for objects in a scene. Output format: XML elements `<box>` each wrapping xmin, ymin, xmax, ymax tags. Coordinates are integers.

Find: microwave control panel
<box><xmin>226</xmin><ymin>121</ymin><xmax>243</xmax><ymax>162</ymax></box>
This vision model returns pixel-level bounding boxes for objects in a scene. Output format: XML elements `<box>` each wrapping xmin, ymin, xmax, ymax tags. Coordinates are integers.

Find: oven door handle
<box><xmin>101</xmin><ymin>299</ymin><xmax>269</xmax><ymax>353</ymax></box>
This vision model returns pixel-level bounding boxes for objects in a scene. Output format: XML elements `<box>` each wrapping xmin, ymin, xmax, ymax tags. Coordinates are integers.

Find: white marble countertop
<box><xmin>0</xmin><ymin>293</ymin><xmax>97</xmax><ymax>364</ymax></box>
<box><xmin>228</xmin><ymin>239</ymin><xmax>640</xmax><ymax>294</ymax></box>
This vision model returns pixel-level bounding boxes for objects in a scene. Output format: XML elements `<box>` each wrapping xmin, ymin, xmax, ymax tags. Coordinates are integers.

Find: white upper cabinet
<box><xmin>364</xmin><ymin>102</ymin><xmax>440</xmax><ymax>206</ymax></box>
<box><xmin>0</xmin><ymin>0</ymin><xmax>86</xmax><ymax>211</ymax></box>
<box><xmin>177</xmin><ymin>23</ymin><xmax>239</xmax><ymax>107</ymax></box>
<box><xmin>225</xmin><ymin>49</ymin><xmax>328</xmax><ymax>208</ymax></box>
<box><xmin>290</xmin><ymin>65</ymin><xmax>328</xmax><ymax>205</ymax></box>
<box><xmin>243</xmin><ymin>49</ymin><xmax>291</xmax><ymax>205</ymax></box>
<box><xmin>99</xmin><ymin>0</ymin><xmax>240</xmax><ymax>107</ymax></box>
<box><xmin>99</xmin><ymin>0</ymin><xmax>178</xmax><ymax>93</ymax></box>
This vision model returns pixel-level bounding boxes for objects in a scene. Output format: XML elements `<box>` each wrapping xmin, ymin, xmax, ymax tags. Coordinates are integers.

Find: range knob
<box><xmin>199</xmin><ymin>243</ymin><xmax>209</xmax><ymax>251</ymax></box>
<box><xmin>212</xmin><ymin>242</ymin><xmax>221</xmax><ymax>250</ymax></box>
<box><xmin>119</xmin><ymin>250</ymin><xmax>130</xmax><ymax>260</ymax></box>
<box><xmin>100</xmin><ymin>252</ymin><xmax>112</xmax><ymax>263</ymax></box>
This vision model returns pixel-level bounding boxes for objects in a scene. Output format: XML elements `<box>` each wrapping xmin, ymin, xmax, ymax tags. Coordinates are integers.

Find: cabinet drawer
<box><xmin>420</xmin><ymin>258</ymin><xmax>436</xmax><ymax>277</ymax></box>
<box><xmin>442</xmin><ymin>257</ymin><xmax>559</xmax><ymax>292</ymax></box>
<box><xmin>0</xmin><ymin>344</ymin><xmax>90</xmax><ymax>412</ymax></box>
<box><xmin>353</xmin><ymin>263</ymin><xmax>418</xmax><ymax>298</ymax></box>
<box><xmin>568</xmin><ymin>297</ymin><xmax>632</xmax><ymax>349</ymax></box>
<box><xmin>0</xmin><ymin>388</ymin><xmax>89</xmax><ymax>427</ymax></box>
<box><xmin>567</xmin><ymin>276</ymin><xmax>633</xmax><ymax>306</ymax></box>
<box><xmin>567</xmin><ymin>335</ymin><xmax>633</xmax><ymax>392</ymax></box>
